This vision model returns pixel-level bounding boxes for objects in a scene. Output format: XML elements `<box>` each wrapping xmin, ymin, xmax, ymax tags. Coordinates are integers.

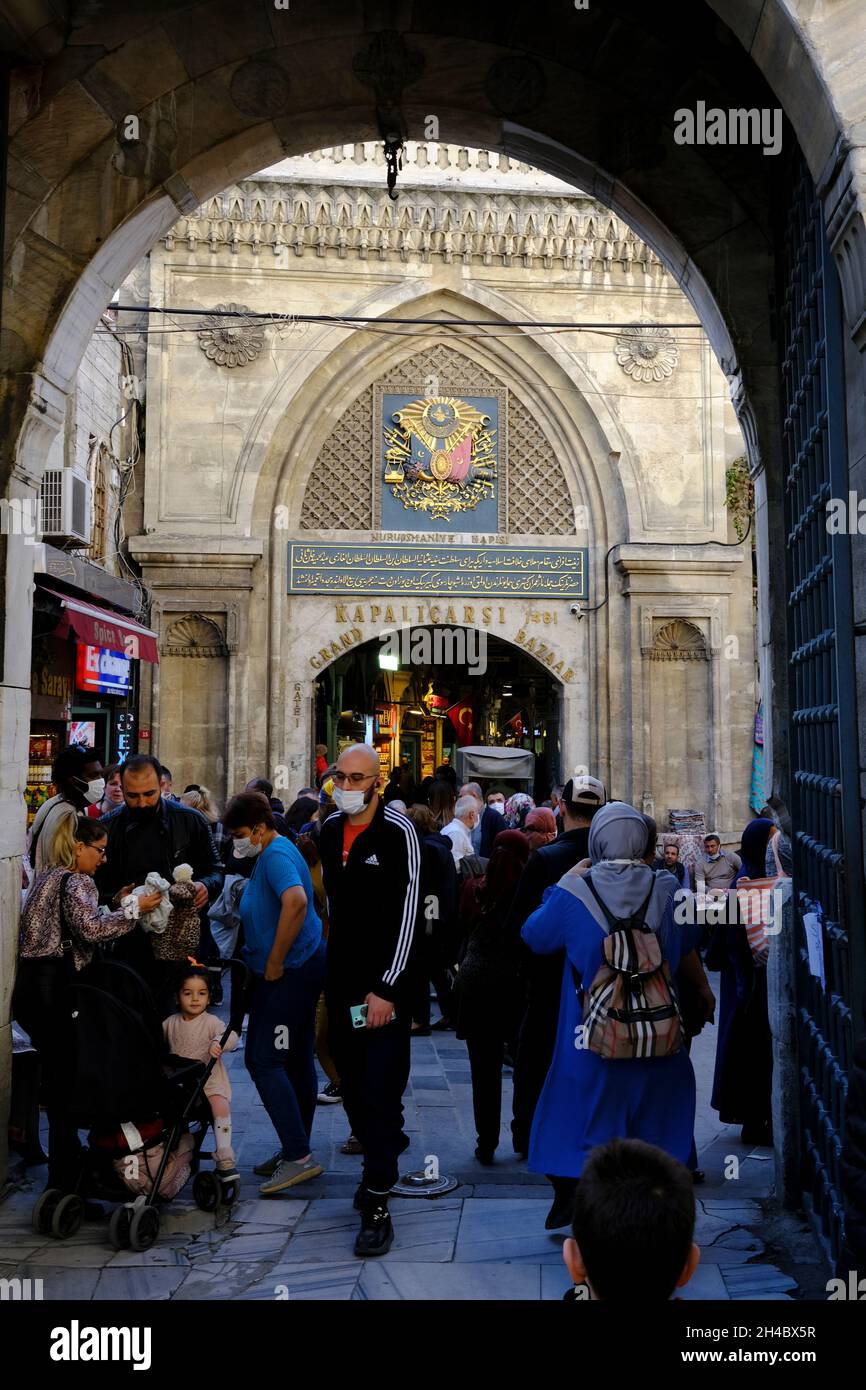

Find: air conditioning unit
<box><xmin>39</xmin><ymin>469</ymin><xmax>92</xmax><ymax>546</ymax></box>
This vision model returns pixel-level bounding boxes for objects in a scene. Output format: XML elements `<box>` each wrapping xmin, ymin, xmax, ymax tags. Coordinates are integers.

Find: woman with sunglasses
<box><xmin>14</xmin><ymin>815</ymin><xmax>161</xmax><ymax>1197</ymax></box>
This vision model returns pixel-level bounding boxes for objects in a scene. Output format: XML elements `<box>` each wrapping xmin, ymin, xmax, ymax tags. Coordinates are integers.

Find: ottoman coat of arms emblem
<box><xmin>383</xmin><ymin>395</ymin><xmax>497</xmax><ymax>521</ymax></box>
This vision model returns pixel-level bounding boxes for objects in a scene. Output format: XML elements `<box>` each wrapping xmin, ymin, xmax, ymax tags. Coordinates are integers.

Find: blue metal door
<box><xmin>780</xmin><ymin>157</ymin><xmax>866</xmax><ymax>1261</ymax></box>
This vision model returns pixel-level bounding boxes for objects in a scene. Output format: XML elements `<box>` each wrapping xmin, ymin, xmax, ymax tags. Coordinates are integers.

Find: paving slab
<box><xmin>356</xmin><ymin>1259</ymin><xmax>542</xmax><ymax>1300</ymax></box>
<box><xmin>454</xmin><ymin>1199</ymin><xmax>567</xmax><ymax>1264</ymax></box>
<box><xmin>92</xmin><ymin>1267</ymin><xmax>188</xmax><ymax>1300</ymax></box>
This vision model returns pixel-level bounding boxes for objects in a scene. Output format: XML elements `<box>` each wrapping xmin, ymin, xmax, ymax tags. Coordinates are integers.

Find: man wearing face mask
<box><xmin>29</xmin><ymin>745</ymin><xmax>106</xmax><ymax>874</ymax></box>
<box><xmin>699</xmin><ymin>834</ymin><xmax>741</xmax><ymax>894</ymax></box>
<box><xmin>319</xmin><ymin>744</ymin><xmax>421</xmax><ymax>1257</ymax></box>
<box><xmin>96</xmin><ymin>754</ymin><xmax>223</xmax><ymax>995</ymax></box>
<box><xmin>480</xmin><ymin>789</ymin><xmax>507</xmax><ymax>857</ymax></box>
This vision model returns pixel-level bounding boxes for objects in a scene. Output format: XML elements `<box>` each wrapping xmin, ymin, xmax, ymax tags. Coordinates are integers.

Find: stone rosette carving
<box><xmin>615</xmin><ymin>324</ymin><xmax>678</xmax><ymax>383</ymax></box>
<box><xmin>197</xmin><ymin>304</ymin><xmax>265</xmax><ymax>367</ymax></box>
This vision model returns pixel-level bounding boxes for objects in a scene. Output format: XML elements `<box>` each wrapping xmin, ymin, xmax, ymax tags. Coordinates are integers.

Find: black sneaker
<box><xmin>353</xmin><ymin>1183</ymin><xmax>366</xmax><ymax>1212</ymax></box>
<box><xmin>354</xmin><ymin>1202</ymin><xmax>393</xmax><ymax>1257</ymax></box>
<box><xmin>317</xmin><ymin>1082</ymin><xmax>343</xmax><ymax>1105</ymax></box>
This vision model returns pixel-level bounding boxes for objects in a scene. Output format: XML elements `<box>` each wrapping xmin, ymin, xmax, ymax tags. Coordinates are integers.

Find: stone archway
<box><xmin>294</xmin><ymin>614</ymin><xmax>583</xmax><ymax>798</ymax></box>
<box><xmin>2</xmin><ymin>1</ymin><xmax>865</xmax><ymax>1211</ymax></box>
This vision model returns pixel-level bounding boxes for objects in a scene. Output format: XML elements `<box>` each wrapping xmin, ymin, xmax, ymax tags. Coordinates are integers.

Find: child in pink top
<box><xmin>163</xmin><ymin>968</ymin><xmax>239</xmax><ymax>1176</ymax></box>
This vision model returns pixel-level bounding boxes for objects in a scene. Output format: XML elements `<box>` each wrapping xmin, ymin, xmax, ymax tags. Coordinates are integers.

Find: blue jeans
<box><xmin>245</xmin><ymin>942</ymin><xmax>326</xmax><ymax>1163</ymax></box>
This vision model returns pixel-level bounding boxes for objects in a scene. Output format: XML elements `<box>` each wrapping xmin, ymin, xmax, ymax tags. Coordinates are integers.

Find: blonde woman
<box><xmin>14</xmin><ymin>815</ymin><xmax>161</xmax><ymax>1197</ymax></box>
<box><xmin>181</xmin><ymin>785</ymin><xmax>226</xmax><ymax>852</ymax></box>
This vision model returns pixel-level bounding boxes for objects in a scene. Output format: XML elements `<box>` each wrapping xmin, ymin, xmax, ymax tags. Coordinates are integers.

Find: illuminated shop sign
<box><xmin>76</xmin><ymin>644</ymin><xmax>132</xmax><ymax>696</ymax></box>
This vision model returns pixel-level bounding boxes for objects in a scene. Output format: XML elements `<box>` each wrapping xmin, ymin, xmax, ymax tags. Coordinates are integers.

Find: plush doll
<box><xmin>152</xmin><ymin>862</ymin><xmax>201</xmax><ymax>961</ymax></box>
<box><xmin>122</xmin><ymin>871</ymin><xmax>171</xmax><ymax>934</ymax></box>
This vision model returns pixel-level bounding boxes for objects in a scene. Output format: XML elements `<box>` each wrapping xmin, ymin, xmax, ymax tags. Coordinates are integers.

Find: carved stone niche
<box><xmin>161</xmin><ymin>613</ymin><xmax>228</xmax><ymax>658</ymax></box>
<box><xmin>647</xmin><ymin>619</ymin><xmax>709</xmax><ymax>661</ymax></box>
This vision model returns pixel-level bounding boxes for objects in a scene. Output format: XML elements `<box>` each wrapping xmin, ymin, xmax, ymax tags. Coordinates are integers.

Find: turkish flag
<box><xmin>448</xmin><ymin>701</ymin><xmax>474</xmax><ymax>745</ymax></box>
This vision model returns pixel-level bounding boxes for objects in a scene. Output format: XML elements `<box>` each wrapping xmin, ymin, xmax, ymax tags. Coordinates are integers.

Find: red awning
<box><xmin>40</xmin><ymin>587</ymin><xmax>159</xmax><ymax>664</ymax></box>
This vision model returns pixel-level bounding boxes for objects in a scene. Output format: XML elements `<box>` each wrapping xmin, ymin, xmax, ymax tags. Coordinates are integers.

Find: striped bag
<box><xmin>734</xmin><ymin>876</ymin><xmax>785</xmax><ymax>965</ymax></box>
<box><xmin>578</xmin><ymin>879</ymin><xmax>683</xmax><ymax>1061</ymax></box>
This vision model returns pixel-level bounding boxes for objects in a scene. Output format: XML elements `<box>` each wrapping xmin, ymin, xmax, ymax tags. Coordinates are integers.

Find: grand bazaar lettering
<box><xmin>307</xmin><ymin>603</ymin><xmax>575</xmax><ymax>681</ymax></box>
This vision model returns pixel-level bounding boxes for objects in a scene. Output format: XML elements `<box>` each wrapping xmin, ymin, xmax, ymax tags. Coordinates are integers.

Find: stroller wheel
<box><xmin>32</xmin><ymin>1187</ymin><xmax>63</xmax><ymax>1235</ymax></box>
<box><xmin>128</xmin><ymin>1204</ymin><xmax>160</xmax><ymax>1252</ymax></box>
<box><xmin>192</xmin><ymin>1170</ymin><xmax>221</xmax><ymax>1212</ymax></box>
<box><xmin>109</xmin><ymin>1203</ymin><xmax>135</xmax><ymax>1250</ymax></box>
<box><xmin>50</xmin><ymin>1193</ymin><xmax>84</xmax><ymax>1240</ymax></box>
<box><xmin>220</xmin><ymin>1179</ymin><xmax>239</xmax><ymax>1208</ymax></box>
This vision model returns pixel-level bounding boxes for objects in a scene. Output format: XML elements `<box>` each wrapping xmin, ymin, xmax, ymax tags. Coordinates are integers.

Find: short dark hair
<box><xmin>247</xmin><ymin>776</ymin><xmax>274</xmax><ymax>799</ymax></box>
<box><xmin>222</xmin><ymin>791</ymin><xmax>276</xmax><ymax>833</ymax></box>
<box><xmin>572</xmin><ymin>1139</ymin><xmax>695</xmax><ymax>1301</ymax></box>
<box><xmin>52</xmin><ymin>744</ymin><xmax>97</xmax><ymax>787</ymax></box>
<box><xmin>160</xmin><ymin>765</ymin><xmax>173</xmax><ymax>780</ymax></box>
<box><xmin>120</xmin><ymin>754</ymin><xmax>162</xmax><ymax>782</ymax></box>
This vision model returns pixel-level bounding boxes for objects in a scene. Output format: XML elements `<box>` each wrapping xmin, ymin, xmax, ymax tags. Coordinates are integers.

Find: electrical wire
<box><xmin>575</xmin><ymin>512</ymin><xmax>753</xmax><ymax>618</ymax></box>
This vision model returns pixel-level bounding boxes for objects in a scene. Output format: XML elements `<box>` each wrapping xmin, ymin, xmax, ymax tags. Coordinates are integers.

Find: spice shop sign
<box><xmin>288</xmin><ymin>543</ymin><xmax>587</xmax><ymax>600</ymax></box>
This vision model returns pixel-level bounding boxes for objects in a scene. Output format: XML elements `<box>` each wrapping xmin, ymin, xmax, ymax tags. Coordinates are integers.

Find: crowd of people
<box><xmin>13</xmin><ymin>738</ymin><xmax>866</xmax><ymax>1293</ymax></box>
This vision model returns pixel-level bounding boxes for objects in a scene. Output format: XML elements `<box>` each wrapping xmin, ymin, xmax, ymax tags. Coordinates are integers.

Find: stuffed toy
<box><xmin>151</xmin><ymin>862</ymin><xmax>201</xmax><ymax>961</ymax></box>
<box><xmin>122</xmin><ymin>872</ymin><xmax>171</xmax><ymax>934</ymax></box>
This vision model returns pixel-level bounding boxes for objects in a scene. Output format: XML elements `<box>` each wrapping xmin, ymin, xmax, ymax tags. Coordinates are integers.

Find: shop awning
<box><xmin>39</xmin><ymin>587</ymin><xmax>159</xmax><ymax>664</ymax></box>
<box><xmin>456</xmin><ymin>746</ymin><xmax>535</xmax><ymax>783</ymax></box>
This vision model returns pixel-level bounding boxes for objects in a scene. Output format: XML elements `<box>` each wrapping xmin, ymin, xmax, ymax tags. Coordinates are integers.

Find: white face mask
<box><xmin>490</xmin><ymin>801</ymin><xmax>505</xmax><ymax>814</ymax></box>
<box><xmin>84</xmin><ymin>778</ymin><xmax>105</xmax><ymax>806</ymax></box>
<box><xmin>334</xmin><ymin>786</ymin><xmax>367</xmax><ymax>815</ymax></box>
<box><xmin>233</xmin><ymin>835</ymin><xmax>262</xmax><ymax>859</ymax></box>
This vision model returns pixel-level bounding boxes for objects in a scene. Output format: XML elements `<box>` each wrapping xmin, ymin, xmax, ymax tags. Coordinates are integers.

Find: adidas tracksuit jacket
<box><xmin>319</xmin><ymin>799</ymin><xmax>421</xmax><ymax>1007</ymax></box>
<box><xmin>320</xmin><ymin>799</ymin><xmax>421</xmax><ymax>1193</ymax></box>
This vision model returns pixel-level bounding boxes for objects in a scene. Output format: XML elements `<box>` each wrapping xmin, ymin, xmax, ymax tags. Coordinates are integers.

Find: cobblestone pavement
<box><xmin>0</xmin><ymin>979</ymin><xmax>813</xmax><ymax>1301</ymax></box>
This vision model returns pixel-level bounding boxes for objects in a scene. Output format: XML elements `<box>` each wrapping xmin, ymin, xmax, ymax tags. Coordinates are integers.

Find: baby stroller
<box><xmin>30</xmin><ymin>955</ymin><xmax>249</xmax><ymax>1252</ymax></box>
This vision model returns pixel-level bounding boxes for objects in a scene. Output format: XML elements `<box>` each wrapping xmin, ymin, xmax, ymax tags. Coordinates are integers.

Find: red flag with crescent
<box><xmin>448</xmin><ymin>701</ymin><xmax>474</xmax><ymax>746</ymax></box>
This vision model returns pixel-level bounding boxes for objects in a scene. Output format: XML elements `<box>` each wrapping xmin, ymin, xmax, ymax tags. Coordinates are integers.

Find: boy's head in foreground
<box><xmin>563</xmin><ymin>1139</ymin><xmax>700</xmax><ymax>1300</ymax></box>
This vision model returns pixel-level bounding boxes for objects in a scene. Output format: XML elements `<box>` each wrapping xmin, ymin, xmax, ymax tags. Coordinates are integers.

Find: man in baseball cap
<box><xmin>505</xmin><ymin>771</ymin><xmax>607</xmax><ymax>1214</ymax></box>
<box><xmin>563</xmin><ymin>774</ymin><xmax>606</xmax><ymax>813</ymax></box>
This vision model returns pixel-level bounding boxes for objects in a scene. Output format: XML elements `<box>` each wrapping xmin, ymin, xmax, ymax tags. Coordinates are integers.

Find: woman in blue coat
<box><xmin>522</xmin><ymin>802</ymin><xmax>700</xmax><ymax>1227</ymax></box>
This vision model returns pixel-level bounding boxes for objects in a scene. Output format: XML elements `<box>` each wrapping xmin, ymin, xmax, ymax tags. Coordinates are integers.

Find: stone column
<box><xmin>0</xmin><ymin>375</ymin><xmax>67</xmax><ymax>1186</ymax></box>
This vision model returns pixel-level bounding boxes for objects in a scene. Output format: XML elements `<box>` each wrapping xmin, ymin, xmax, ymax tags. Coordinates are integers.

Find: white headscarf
<box><xmin>557</xmin><ymin>801</ymin><xmax>678</xmax><ymax>935</ymax></box>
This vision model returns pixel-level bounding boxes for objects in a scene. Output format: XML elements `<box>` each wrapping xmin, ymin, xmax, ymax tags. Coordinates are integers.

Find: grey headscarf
<box><xmin>557</xmin><ymin>801</ymin><xmax>678</xmax><ymax>936</ymax></box>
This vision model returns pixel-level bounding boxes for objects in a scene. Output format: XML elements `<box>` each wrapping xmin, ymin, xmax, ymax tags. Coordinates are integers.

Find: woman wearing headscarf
<box><xmin>453</xmin><ymin>830</ymin><xmax>531</xmax><ymax>1164</ymax></box>
<box><xmin>523</xmin><ymin>806</ymin><xmax>557</xmax><ymax>853</ymax></box>
<box><xmin>504</xmin><ymin>792</ymin><xmax>535</xmax><ymax>830</ymax></box>
<box><xmin>522</xmin><ymin>802</ymin><xmax>701</xmax><ymax>1228</ymax></box>
<box><xmin>709</xmin><ymin>817</ymin><xmax>776</xmax><ymax>1145</ymax></box>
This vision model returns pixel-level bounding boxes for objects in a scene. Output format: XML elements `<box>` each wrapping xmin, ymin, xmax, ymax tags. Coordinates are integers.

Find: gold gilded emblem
<box><xmin>383</xmin><ymin>394</ymin><xmax>497</xmax><ymax>521</ymax></box>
